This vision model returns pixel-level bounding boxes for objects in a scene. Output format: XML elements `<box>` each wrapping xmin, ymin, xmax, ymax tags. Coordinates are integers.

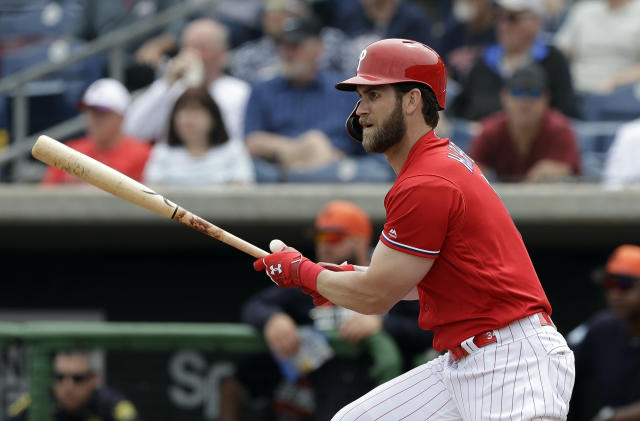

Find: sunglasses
<box><xmin>54</xmin><ymin>372</ymin><xmax>92</xmax><ymax>384</ymax></box>
<box><xmin>510</xmin><ymin>88</ymin><xmax>543</xmax><ymax>99</ymax></box>
<box><xmin>315</xmin><ymin>230</ymin><xmax>348</xmax><ymax>244</ymax></box>
<box><xmin>603</xmin><ymin>274</ymin><xmax>640</xmax><ymax>292</ymax></box>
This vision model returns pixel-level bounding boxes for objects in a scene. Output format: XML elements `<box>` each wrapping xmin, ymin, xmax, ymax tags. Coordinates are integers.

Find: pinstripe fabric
<box><xmin>331</xmin><ymin>314</ymin><xmax>575</xmax><ymax>421</ymax></box>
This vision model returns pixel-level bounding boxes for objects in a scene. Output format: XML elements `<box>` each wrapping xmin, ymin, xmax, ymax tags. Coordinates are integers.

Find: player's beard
<box><xmin>361</xmin><ymin>97</ymin><xmax>406</xmax><ymax>153</ymax></box>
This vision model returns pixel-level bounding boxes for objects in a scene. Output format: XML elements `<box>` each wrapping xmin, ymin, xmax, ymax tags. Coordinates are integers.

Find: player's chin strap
<box><xmin>345</xmin><ymin>100</ymin><xmax>363</xmax><ymax>142</ymax></box>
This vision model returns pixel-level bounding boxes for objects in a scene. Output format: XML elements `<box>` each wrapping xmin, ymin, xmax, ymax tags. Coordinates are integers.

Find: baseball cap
<box><xmin>505</xmin><ymin>64</ymin><xmax>548</xmax><ymax>93</ymax></box>
<box><xmin>495</xmin><ymin>0</ymin><xmax>545</xmax><ymax>16</ymax></box>
<box><xmin>606</xmin><ymin>245</ymin><xmax>640</xmax><ymax>278</ymax></box>
<box><xmin>277</xmin><ymin>16</ymin><xmax>322</xmax><ymax>43</ymax></box>
<box><xmin>314</xmin><ymin>201</ymin><xmax>372</xmax><ymax>243</ymax></box>
<box><xmin>80</xmin><ymin>78</ymin><xmax>131</xmax><ymax>115</ymax></box>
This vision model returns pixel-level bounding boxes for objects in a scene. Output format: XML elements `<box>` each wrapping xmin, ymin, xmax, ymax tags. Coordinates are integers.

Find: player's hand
<box><xmin>253</xmin><ymin>240</ymin><xmax>324</xmax><ymax>291</ymax></box>
<box><xmin>264</xmin><ymin>313</ymin><xmax>300</xmax><ymax>358</ymax></box>
<box><xmin>340</xmin><ymin>314</ymin><xmax>383</xmax><ymax>343</ymax></box>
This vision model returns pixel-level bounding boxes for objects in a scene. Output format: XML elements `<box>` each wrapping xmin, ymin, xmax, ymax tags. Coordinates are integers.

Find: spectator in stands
<box><xmin>469</xmin><ymin>63</ymin><xmax>581</xmax><ymax>182</ymax></box>
<box><xmin>229</xmin><ymin>0</ymin><xmax>355</xmax><ymax>82</ymax></box>
<box><xmin>554</xmin><ymin>0</ymin><xmax>640</xmax><ymax>97</ymax></box>
<box><xmin>74</xmin><ymin>0</ymin><xmax>186</xmax><ymax>90</ymax></box>
<box><xmin>602</xmin><ymin>118</ymin><xmax>640</xmax><ymax>189</ymax></box>
<box><xmin>4</xmin><ymin>349</ymin><xmax>139</xmax><ymax>421</ymax></box>
<box><xmin>553</xmin><ymin>0</ymin><xmax>640</xmax><ymax>120</ymax></box>
<box><xmin>123</xmin><ymin>18</ymin><xmax>250</xmax><ymax>145</ymax></box>
<box><xmin>540</xmin><ymin>0</ymin><xmax>568</xmax><ymax>34</ymax></box>
<box><xmin>143</xmin><ymin>87</ymin><xmax>254</xmax><ymax>185</ymax></box>
<box><xmin>327</xmin><ymin>0</ymin><xmax>433</xmax><ymax>49</ymax></box>
<box><xmin>449</xmin><ymin>0</ymin><xmax>577</xmax><ymax>121</ymax></box>
<box><xmin>207</xmin><ymin>0</ymin><xmax>264</xmax><ymax>48</ymax></box>
<box><xmin>42</xmin><ymin>79</ymin><xmax>151</xmax><ymax>184</ymax></box>
<box><xmin>221</xmin><ymin>200</ymin><xmax>431</xmax><ymax>421</ymax></box>
<box><xmin>435</xmin><ymin>0</ymin><xmax>497</xmax><ymax>83</ymax></box>
<box><xmin>244</xmin><ymin>15</ymin><xmax>393</xmax><ymax>183</ymax></box>
<box><xmin>566</xmin><ymin>244</ymin><xmax>640</xmax><ymax>421</ymax></box>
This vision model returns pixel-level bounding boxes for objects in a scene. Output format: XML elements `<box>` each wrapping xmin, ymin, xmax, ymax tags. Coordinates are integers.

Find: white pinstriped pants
<box><xmin>331</xmin><ymin>313</ymin><xmax>575</xmax><ymax>421</ymax></box>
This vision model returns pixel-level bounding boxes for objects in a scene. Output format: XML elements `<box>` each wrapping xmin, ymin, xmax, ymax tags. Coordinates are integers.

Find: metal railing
<box><xmin>0</xmin><ymin>0</ymin><xmax>217</xmax><ymax>169</ymax></box>
<box><xmin>0</xmin><ymin>321</ymin><xmax>403</xmax><ymax>421</ymax></box>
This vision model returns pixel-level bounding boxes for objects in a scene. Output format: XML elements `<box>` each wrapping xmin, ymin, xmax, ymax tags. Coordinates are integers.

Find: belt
<box><xmin>449</xmin><ymin>312</ymin><xmax>554</xmax><ymax>361</ymax></box>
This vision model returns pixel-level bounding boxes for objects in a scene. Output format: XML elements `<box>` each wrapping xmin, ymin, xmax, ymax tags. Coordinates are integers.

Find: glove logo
<box><xmin>269</xmin><ymin>264</ymin><xmax>283</xmax><ymax>275</ymax></box>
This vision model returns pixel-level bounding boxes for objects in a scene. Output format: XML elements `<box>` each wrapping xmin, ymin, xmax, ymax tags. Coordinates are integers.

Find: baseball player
<box><xmin>254</xmin><ymin>38</ymin><xmax>575</xmax><ymax>420</ymax></box>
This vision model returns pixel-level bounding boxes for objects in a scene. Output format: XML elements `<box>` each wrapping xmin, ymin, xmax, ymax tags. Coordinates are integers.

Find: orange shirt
<box><xmin>42</xmin><ymin>135</ymin><xmax>151</xmax><ymax>184</ymax></box>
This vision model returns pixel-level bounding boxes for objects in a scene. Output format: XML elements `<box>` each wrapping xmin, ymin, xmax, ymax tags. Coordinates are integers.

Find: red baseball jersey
<box><xmin>381</xmin><ymin>131</ymin><xmax>551</xmax><ymax>351</ymax></box>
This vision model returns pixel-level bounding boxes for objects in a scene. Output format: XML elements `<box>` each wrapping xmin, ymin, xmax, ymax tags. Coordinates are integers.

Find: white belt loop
<box><xmin>460</xmin><ymin>336</ymin><xmax>479</xmax><ymax>354</ymax></box>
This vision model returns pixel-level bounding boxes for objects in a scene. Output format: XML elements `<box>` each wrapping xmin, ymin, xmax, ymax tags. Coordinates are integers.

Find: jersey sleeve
<box><xmin>381</xmin><ymin>176</ymin><xmax>465</xmax><ymax>259</ymax></box>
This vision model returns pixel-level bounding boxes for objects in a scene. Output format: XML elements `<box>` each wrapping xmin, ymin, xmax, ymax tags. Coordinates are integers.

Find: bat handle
<box><xmin>173</xmin><ymin>208</ymin><xmax>269</xmax><ymax>259</ymax></box>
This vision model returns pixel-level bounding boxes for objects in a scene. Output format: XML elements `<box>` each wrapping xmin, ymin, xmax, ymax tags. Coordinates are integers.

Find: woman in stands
<box><xmin>143</xmin><ymin>87</ymin><xmax>255</xmax><ymax>185</ymax></box>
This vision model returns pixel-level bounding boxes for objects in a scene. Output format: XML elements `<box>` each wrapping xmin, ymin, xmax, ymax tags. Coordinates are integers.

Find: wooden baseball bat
<box><xmin>32</xmin><ymin>135</ymin><xmax>268</xmax><ymax>259</ymax></box>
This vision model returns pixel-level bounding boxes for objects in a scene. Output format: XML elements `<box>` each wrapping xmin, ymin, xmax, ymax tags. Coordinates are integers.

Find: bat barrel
<box><xmin>32</xmin><ymin>135</ymin><xmax>178</xmax><ymax>219</ymax></box>
<box><xmin>31</xmin><ymin>135</ymin><xmax>269</xmax><ymax>259</ymax></box>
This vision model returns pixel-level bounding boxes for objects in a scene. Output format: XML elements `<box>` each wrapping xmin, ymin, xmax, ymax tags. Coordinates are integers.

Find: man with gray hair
<box><xmin>124</xmin><ymin>18</ymin><xmax>250</xmax><ymax>145</ymax></box>
<box><xmin>5</xmin><ymin>349</ymin><xmax>139</xmax><ymax>421</ymax></box>
<box><xmin>449</xmin><ymin>0</ymin><xmax>578</xmax><ymax>120</ymax></box>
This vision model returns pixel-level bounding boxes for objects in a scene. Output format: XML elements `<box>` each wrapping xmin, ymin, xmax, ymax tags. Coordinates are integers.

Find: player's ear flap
<box><xmin>345</xmin><ymin>101</ymin><xmax>363</xmax><ymax>142</ymax></box>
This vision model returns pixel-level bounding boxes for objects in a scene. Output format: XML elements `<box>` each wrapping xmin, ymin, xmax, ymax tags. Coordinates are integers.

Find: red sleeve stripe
<box><xmin>380</xmin><ymin>231</ymin><xmax>440</xmax><ymax>255</ymax></box>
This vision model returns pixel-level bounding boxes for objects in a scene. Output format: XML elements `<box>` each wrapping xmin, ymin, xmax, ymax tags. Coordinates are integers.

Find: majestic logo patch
<box><xmin>389</xmin><ymin>229</ymin><xmax>398</xmax><ymax>239</ymax></box>
<box><xmin>270</xmin><ymin>264</ymin><xmax>282</xmax><ymax>275</ymax></box>
<box><xmin>357</xmin><ymin>49</ymin><xmax>367</xmax><ymax>72</ymax></box>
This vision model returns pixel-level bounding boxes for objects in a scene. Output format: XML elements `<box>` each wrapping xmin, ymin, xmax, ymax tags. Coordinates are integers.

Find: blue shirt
<box><xmin>328</xmin><ymin>0</ymin><xmax>432</xmax><ymax>43</ymax></box>
<box><xmin>244</xmin><ymin>70</ymin><xmax>361</xmax><ymax>156</ymax></box>
<box><xmin>568</xmin><ymin>310</ymin><xmax>640</xmax><ymax>420</ymax></box>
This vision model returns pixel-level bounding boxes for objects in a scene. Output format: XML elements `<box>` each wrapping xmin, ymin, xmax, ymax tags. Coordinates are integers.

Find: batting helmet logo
<box><xmin>357</xmin><ymin>49</ymin><xmax>367</xmax><ymax>72</ymax></box>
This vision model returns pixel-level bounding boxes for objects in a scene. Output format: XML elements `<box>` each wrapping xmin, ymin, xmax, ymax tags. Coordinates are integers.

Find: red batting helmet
<box><xmin>336</xmin><ymin>39</ymin><xmax>447</xmax><ymax>142</ymax></box>
<box><xmin>335</xmin><ymin>38</ymin><xmax>447</xmax><ymax>109</ymax></box>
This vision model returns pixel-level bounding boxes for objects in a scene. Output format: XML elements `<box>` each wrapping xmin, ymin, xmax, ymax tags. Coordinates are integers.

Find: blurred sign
<box><xmin>108</xmin><ymin>351</ymin><xmax>240</xmax><ymax>421</ymax></box>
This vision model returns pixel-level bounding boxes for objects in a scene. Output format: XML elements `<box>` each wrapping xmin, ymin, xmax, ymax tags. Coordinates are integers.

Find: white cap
<box><xmin>81</xmin><ymin>78</ymin><xmax>130</xmax><ymax>115</ymax></box>
<box><xmin>495</xmin><ymin>0</ymin><xmax>545</xmax><ymax>16</ymax></box>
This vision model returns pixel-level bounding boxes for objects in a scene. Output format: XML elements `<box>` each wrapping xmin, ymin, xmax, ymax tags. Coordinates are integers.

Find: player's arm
<box><xmin>321</xmin><ymin>263</ymin><xmax>419</xmax><ymax>301</ymax></box>
<box><xmin>316</xmin><ymin>240</ymin><xmax>433</xmax><ymax>314</ymax></box>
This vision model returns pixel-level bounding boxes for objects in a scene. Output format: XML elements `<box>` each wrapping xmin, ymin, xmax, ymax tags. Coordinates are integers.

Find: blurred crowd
<box><xmin>1</xmin><ymin>0</ymin><xmax>640</xmax><ymax>187</ymax></box>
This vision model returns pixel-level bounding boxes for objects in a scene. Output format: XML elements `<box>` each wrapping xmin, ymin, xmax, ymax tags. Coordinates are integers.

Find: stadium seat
<box><xmin>573</xmin><ymin>121</ymin><xmax>620</xmax><ymax>180</ymax></box>
<box><xmin>0</xmin><ymin>38</ymin><xmax>105</xmax><ymax>140</ymax></box>
<box><xmin>0</xmin><ymin>0</ymin><xmax>80</xmax><ymax>40</ymax></box>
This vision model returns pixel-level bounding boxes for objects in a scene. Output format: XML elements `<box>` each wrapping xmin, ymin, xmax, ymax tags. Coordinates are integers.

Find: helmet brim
<box><xmin>335</xmin><ymin>74</ymin><xmax>396</xmax><ymax>91</ymax></box>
